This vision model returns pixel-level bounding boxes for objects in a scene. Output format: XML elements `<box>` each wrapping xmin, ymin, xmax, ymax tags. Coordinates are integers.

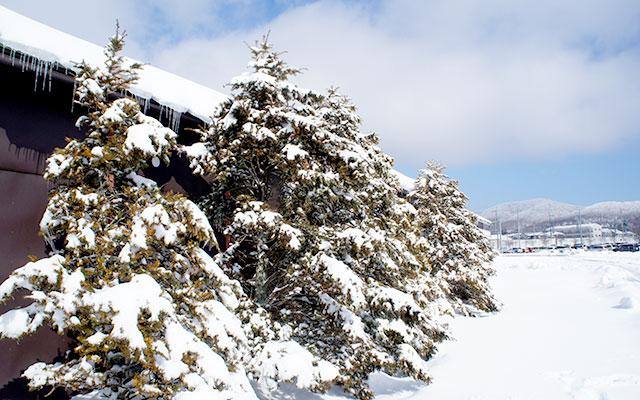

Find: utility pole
<box><xmin>494</xmin><ymin>208</ymin><xmax>502</xmax><ymax>252</ymax></box>
<box><xmin>549</xmin><ymin>213</ymin><xmax>556</xmax><ymax>246</ymax></box>
<box><xmin>498</xmin><ymin>220</ymin><xmax>502</xmax><ymax>251</ymax></box>
<box><xmin>578</xmin><ymin>210</ymin><xmax>583</xmax><ymax>246</ymax></box>
<box><xmin>517</xmin><ymin>205</ymin><xmax>521</xmax><ymax>250</ymax></box>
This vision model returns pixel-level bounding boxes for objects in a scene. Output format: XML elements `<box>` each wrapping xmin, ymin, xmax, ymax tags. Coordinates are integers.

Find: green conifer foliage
<box><xmin>186</xmin><ymin>37</ymin><xmax>452</xmax><ymax>399</ymax></box>
<box><xmin>409</xmin><ymin>163</ymin><xmax>499</xmax><ymax>315</ymax></box>
<box><xmin>0</xmin><ymin>27</ymin><xmax>258</xmax><ymax>399</ymax></box>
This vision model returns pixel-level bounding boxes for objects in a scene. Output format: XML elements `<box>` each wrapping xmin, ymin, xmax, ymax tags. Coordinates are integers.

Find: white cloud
<box><xmin>4</xmin><ymin>0</ymin><xmax>640</xmax><ymax>171</ymax></box>
<box><xmin>146</xmin><ymin>0</ymin><xmax>640</xmax><ymax>170</ymax></box>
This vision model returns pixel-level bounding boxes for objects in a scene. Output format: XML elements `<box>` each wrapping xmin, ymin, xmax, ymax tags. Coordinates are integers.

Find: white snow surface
<box><xmin>390</xmin><ymin>170</ymin><xmax>416</xmax><ymax>192</ymax></box>
<box><xmin>258</xmin><ymin>252</ymin><xmax>640</xmax><ymax>399</ymax></box>
<box><xmin>283</xmin><ymin>143</ymin><xmax>309</xmax><ymax>160</ymax></box>
<box><xmin>84</xmin><ymin>274</ymin><xmax>173</xmax><ymax>350</ymax></box>
<box><xmin>251</xmin><ymin>340</ymin><xmax>340</xmax><ymax>393</ymax></box>
<box><xmin>0</xmin><ymin>6</ymin><xmax>227</xmax><ymax>122</ymax></box>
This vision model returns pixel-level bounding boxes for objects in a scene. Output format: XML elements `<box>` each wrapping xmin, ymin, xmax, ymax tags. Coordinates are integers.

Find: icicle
<box><xmin>41</xmin><ymin>61</ymin><xmax>48</xmax><ymax>91</ymax></box>
<box><xmin>71</xmin><ymin>80</ymin><xmax>78</xmax><ymax>112</ymax></box>
<box><xmin>33</xmin><ymin>60</ymin><xmax>40</xmax><ymax>91</ymax></box>
<box><xmin>170</xmin><ymin>109</ymin><xmax>182</xmax><ymax>132</ymax></box>
<box><xmin>41</xmin><ymin>61</ymin><xmax>47</xmax><ymax>90</ymax></box>
<box><xmin>48</xmin><ymin>62</ymin><xmax>54</xmax><ymax>92</ymax></box>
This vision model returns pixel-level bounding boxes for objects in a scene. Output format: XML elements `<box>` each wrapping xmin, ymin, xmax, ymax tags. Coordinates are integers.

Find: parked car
<box><xmin>613</xmin><ymin>243</ymin><xmax>639</xmax><ymax>252</ymax></box>
<box><xmin>503</xmin><ymin>248</ymin><xmax>523</xmax><ymax>254</ymax></box>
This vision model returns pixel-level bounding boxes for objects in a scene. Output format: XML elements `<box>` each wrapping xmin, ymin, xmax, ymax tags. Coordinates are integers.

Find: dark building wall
<box><xmin>0</xmin><ymin>170</ymin><xmax>76</xmax><ymax>390</ymax></box>
<box><xmin>0</xmin><ymin>61</ymin><xmax>85</xmax><ymax>392</ymax></box>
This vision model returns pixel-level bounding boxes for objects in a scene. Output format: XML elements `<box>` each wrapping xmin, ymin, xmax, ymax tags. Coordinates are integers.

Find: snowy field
<box><xmin>269</xmin><ymin>252</ymin><xmax>640</xmax><ymax>399</ymax></box>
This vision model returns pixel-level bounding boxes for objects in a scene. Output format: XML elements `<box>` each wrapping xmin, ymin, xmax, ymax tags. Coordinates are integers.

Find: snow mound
<box><xmin>613</xmin><ymin>296</ymin><xmax>637</xmax><ymax>309</ymax></box>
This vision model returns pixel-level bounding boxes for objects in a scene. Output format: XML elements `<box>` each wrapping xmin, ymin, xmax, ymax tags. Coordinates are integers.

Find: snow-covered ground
<box><xmin>268</xmin><ymin>252</ymin><xmax>640</xmax><ymax>399</ymax></box>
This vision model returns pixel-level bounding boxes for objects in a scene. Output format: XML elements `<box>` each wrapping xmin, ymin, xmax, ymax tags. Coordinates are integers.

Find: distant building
<box><xmin>491</xmin><ymin>222</ymin><xmax>638</xmax><ymax>251</ymax></box>
<box><xmin>474</xmin><ymin>214</ymin><xmax>492</xmax><ymax>231</ymax></box>
<box><xmin>542</xmin><ymin>223</ymin><xmax>636</xmax><ymax>244</ymax></box>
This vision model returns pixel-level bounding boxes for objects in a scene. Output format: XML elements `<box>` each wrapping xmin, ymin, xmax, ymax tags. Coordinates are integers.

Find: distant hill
<box><xmin>478</xmin><ymin>199</ymin><xmax>640</xmax><ymax>235</ymax></box>
<box><xmin>582</xmin><ymin>201</ymin><xmax>640</xmax><ymax>218</ymax></box>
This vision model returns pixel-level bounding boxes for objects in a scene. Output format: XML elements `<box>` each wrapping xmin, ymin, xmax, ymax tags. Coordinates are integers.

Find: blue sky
<box><xmin>449</xmin><ymin>134</ymin><xmax>640</xmax><ymax>209</ymax></box>
<box><xmin>2</xmin><ymin>0</ymin><xmax>640</xmax><ymax>210</ymax></box>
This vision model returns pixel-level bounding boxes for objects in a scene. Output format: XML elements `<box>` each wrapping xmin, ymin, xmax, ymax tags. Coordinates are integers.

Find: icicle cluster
<box><xmin>0</xmin><ymin>43</ymin><xmax>62</xmax><ymax>92</ymax></box>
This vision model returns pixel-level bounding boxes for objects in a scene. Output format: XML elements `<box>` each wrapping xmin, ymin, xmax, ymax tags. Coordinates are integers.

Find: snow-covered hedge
<box><xmin>184</xmin><ymin>37</ymin><xmax>499</xmax><ymax>398</ymax></box>
<box><xmin>0</xmin><ymin>31</ymin><xmax>498</xmax><ymax>400</ymax></box>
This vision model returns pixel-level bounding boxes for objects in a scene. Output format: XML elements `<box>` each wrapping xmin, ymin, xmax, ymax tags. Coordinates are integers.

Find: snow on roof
<box><xmin>474</xmin><ymin>214</ymin><xmax>492</xmax><ymax>226</ymax></box>
<box><xmin>549</xmin><ymin>223</ymin><xmax>602</xmax><ymax>232</ymax></box>
<box><xmin>0</xmin><ymin>6</ymin><xmax>228</xmax><ymax>122</ymax></box>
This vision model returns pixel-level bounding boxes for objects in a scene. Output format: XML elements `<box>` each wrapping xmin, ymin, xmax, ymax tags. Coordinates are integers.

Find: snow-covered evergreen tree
<box><xmin>0</xmin><ymin>27</ymin><xmax>259</xmax><ymax>399</ymax></box>
<box><xmin>409</xmin><ymin>163</ymin><xmax>499</xmax><ymax>315</ymax></box>
<box><xmin>185</xmin><ymin>37</ymin><xmax>450</xmax><ymax>399</ymax></box>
